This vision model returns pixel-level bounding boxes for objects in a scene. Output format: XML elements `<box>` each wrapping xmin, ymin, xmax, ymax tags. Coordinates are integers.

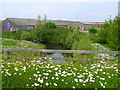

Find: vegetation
<box><xmin>1</xmin><ymin>57</ymin><xmax>118</xmax><ymax>88</ymax></box>
<box><xmin>2</xmin><ymin>38</ymin><xmax>46</xmax><ymax>57</ymax></box>
<box><xmin>2</xmin><ymin>31</ymin><xmax>22</xmax><ymax>40</ymax></box>
<box><xmin>1</xmin><ymin>15</ymin><xmax>119</xmax><ymax>88</ymax></box>
<box><xmin>21</xmin><ymin>31</ymin><xmax>33</xmax><ymax>41</ymax></box>
<box><xmin>43</xmin><ymin>22</ymin><xmax>57</xmax><ymax>29</ymax></box>
<box><xmin>90</xmin><ymin>16</ymin><xmax>119</xmax><ymax>51</ymax></box>
<box><xmin>89</xmin><ymin>27</ymin><xmax>98</xmax><ymax>34</ymax></box>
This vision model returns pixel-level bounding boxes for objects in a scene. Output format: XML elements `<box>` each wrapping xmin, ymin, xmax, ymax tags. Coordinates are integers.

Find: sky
<box><xmin>0</xmin><ymin>0</ymin><xmax>119</xmax><ymax>22</ymax></box>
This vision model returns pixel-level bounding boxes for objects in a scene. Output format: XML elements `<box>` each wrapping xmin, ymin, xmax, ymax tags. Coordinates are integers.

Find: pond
<box><xmin>46</xmin><ymin>53</ymin><xmax>67</xmax><ymax>64</ymax></box>
<box><xmin>43</xmin><ymin>43</ymin><xmax>71</xmax><ymax>63</ymax></box>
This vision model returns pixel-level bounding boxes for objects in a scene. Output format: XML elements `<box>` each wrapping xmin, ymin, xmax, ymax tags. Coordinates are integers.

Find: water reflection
<box><xmin>47</xmin><ymin>53</ymin><xmax>66</xmax><ymax>64</ymax></box>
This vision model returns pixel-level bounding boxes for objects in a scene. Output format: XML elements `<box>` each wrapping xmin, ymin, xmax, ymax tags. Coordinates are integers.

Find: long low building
<box><xmin>1</xmin><ymin>18</ymin><xmax>104</xmax><ymax>32</ymax></box>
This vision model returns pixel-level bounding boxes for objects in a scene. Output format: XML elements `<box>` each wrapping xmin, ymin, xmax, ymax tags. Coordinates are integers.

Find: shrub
<box><xmin>71</xmin><ymin>33</ymin><xmax>96</xmax><ymax>58</ymax></box>
<box><xmin>89</xmin><ymin>27</ymin><xmax>98</xmax><ymax>34</ymax></box>
<box><xmin>21</xmin><ymin>31</ymin><xmax>32</xmax><ymax>41</ymax></box>
<box><xmin>97</xmin><ymin>16</ymin><xmax>119</xmax><ymax>50</ymax></box>
<box><xmin>43</xmin><ymin>22</ymin><xmax>56</xmax><ymax>29</ymax></box>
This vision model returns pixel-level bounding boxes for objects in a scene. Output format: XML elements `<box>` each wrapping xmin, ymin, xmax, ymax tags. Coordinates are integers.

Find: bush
<box><xmin>97</xmin><ymin>16</ymin><xmax>119</xmax><ymax>50</ymax></box>
<box><xmin>2</xmin><ymin>31</ymin><xmax>22</xmax><ymax>40</ymax></box>
<box><xmin>71</xmin><ymin>33</ymin><xmax>96</xmax><ymax>58</ymax></box>
<box><xmin>89</xmin><ymin>27</ymin><xmax>98</xmax><ymax>34</ymax></box>
<box><xmin>21</xmin><ymin>31</ymin><xmax>32</xmax><ymax>41</ymax></box>
<box><xmin>43</xmin><ymin>22</ymin><xmax>56</xmax><ymax>29</ymax></box>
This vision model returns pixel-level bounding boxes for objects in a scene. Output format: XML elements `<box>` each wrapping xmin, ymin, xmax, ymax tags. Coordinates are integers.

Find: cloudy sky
<box><xmin>0</xmin><ymin>0</ymin><xmax>119</xmax><ymax>22</ymax></box>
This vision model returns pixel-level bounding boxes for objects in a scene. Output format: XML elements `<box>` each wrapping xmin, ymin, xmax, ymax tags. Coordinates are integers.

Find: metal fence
<box><xmin>1</xmin><ymin>48</ymin><xmax>120</xmax><ymax>61</ymax></box>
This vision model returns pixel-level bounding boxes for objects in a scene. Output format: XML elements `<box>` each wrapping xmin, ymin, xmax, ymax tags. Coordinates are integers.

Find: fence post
<box><xmin>7</xmin><ymin>51</ymin><xmax>10</xmax><ymax>60</ymax></box>
<box><xmin>82</xmin><ymin>53</ymin><xmax>85</xmax><ymax>59</ymax></box>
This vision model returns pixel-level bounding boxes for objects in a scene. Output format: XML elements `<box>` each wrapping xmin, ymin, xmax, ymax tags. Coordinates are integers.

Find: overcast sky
<box><xmin>0</xmin><ymin>0</ymin><xmax>119</xmax><ymax>22</ymax></box>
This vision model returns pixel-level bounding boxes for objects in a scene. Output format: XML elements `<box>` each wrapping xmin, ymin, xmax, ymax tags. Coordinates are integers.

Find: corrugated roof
<box><xmin>7</xmin><ymin>18</ymin><xmax>37</xmax><ymax>25</ymax></box>
<box><xmin>82</xmin><ymin>22</ymin><xmax>105</xmax><ymax>25</ymax></box>
<box><xmin>47</xmin><ymin>20</ymin><xmax>74</xmax><ymax>26</ymax></box>
<box><xmin>6</xmin><ymin>18</ymin><xmax>105</xmax><ymax>26</ymax></box>
<box><xmin>7</xmin><ymin>18</ymin><xmax>75</xmax><ymax>26</ymax></box>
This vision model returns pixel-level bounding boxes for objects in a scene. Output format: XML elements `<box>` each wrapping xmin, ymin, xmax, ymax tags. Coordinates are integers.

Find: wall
<box><xmin>19</xmin><ymin>25</ymin><xmax>34</xmax><ymax>30</ymax></box>
<box><xmin>2</xmin><ymin>19</ymin><xmax>18</xmax><ymax>32</ymax></box>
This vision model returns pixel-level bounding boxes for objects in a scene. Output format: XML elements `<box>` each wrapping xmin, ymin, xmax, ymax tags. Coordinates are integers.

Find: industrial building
<box><xmin>1</xmin><ymin>18</ymin><xmax>104</xmax><ymax>32</ymax></box>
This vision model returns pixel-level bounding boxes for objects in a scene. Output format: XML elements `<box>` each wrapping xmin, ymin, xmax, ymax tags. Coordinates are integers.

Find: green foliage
<box><xmin>97</xmin><ymin>16</ymin><xmax>119</xmax><ymax>50</ymax></box>
<box><xmin>42</xmin><ymin>14</ymin><xmax>47</xmax><ymax>24</ymax></box>
<box><xmin>2</xmin><ymin>38</ymin><xmax>46</xmax><ymax>57</ymax></box>
<box><xmin>21</xmin><ymin>31</ymin><xmax>32</xmax><ymax>41</ymax></box>
<box><xmin>89</xmin><ymin>27</ymin><xmax>98</xmax><ymax>34</ymax></box>
<box><xmin>2</xmin><ymin>57</ymin><xmax>118</xmax><ymax>88</ymax></box>
<box><xmin>43</xmin><ymin>22</ymin><xmax>56</xmax><ymax>29</ymax></box>
<box><xmin>65</xmin><ymin>30</ymin><xmax>81</xmax><ymax>49</ymax></box>
<box><xmin>2</xmin><ymin>31</ymin><xmax>22</xmax><ymax>40</ymax></box>
<box><xmin>72</xmin><ymin>33</ymin><xmax>95</xmax><ymax>50</ymax></box>
<box><xmin>36</xmin><ymin>15</ymin><xmax>42</xmax><ymax>26</ymax></box>
<box><xmin>32</xmin><ymin>24</ymin><xmax>46</xmax><ymax>43</ymax></box>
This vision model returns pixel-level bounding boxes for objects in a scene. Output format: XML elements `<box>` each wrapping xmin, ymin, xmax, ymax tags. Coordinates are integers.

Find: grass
<box><xmin>1</xmin><ymin>57</ymin><xmax>118</xmax><ymax>88</ymax></box>
<box><xmin>1</xmin><ymin>36</ymin><xmax>119</xmax><ymax>89</ymax></box>
<box><xmin>1</xmin><ymin>38</ymin><xmax>46</xmax><ymax>57</ymax></box>
<box><xmin>1</xmin><ymin>31</ymin><xmax>22</xmax><ymax>40</ymax></box>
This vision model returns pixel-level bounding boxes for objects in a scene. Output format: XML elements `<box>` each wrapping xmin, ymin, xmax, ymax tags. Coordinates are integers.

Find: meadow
<box><xmin>1</xmin><ymin>38</ymin><xmax>119</xmax><ymax>89</ymax></box>
<box><xmin>1</xmin><ymin>57</ymin><xmax>118</xmax><ymax>88</ymax></box>
<box><xmin>1</xmin><ymin>16</ymin><xmax>119</xmax><ymax>88</ymax></box>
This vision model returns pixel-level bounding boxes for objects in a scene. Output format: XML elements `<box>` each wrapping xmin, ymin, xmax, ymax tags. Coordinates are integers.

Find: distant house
<box><xmin>2</xmin><ymin>18</ymin><xmax>37</xmax><ymax>31</ymax></box>
<box><xmin>45</xmin><ymin>20</ymin><xmax>74</xmax><ymax>29</ymax></box>
<box><xmin>2</xmin><ymin>18</ymin><xmax>104</xmax><ymax>32</ymax></box>
<box><xmin>68</xmin><ymin>22</ymin><xmax>104</xmax><ymax>31</ymax></box>
<box><xmin>82</xmin><ymin>22</ymin><xmax>104</xmax><ymax>30</ymax></box>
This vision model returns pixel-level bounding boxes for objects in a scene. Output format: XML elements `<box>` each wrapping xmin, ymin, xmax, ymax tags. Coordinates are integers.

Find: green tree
<box><xmin>43</xmin><ymin>22</ymin><xmax>56</xmax><ymax>29</ymax></box>
<box><xmin>36</xmin><ymin>15</ymin><xmax>42</xmax><ymax>27</ymax></box>
<box><xmin>42</xmin><ymin>14</ymin><xmax>47</xmax><ymax>24</ymax></box>
<box><xmin>89</xmin><ymin>27</ymin><xmax>98</xmax><ymax>34</ymax></box>
<box><xmin>97</xmin><ymin>16</ymin><xmax>119</xmax><ymax>50</ymax></box>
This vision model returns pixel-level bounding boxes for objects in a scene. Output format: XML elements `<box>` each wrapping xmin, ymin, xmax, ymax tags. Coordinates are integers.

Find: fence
<box><xmin>1</xmin><ymin>48</ymin><xmax>120</xmax><ymax>61</ymax></box>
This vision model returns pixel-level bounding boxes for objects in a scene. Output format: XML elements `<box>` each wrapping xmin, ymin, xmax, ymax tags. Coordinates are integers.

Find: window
<box><xmin>27</xmin><ymin>26</ymin><xmax>33</xmax><ymax>30</ymax></box>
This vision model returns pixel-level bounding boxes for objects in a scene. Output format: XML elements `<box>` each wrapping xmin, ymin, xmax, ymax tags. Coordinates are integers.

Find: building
<box><xmin>2</xmin><ymin>18</ymin><xmax>37</xmax><ymax>31</ymax></box>
<box><xmin>2</xmin><ymin>18</ymin><xmax>104</xmax><ymax>32</ymax></box>
<box><xmin>45</xmin><ymin>19</ymin><xmax>74</xmax><ymax>29</ymax></box>
<box><xmin>83</xmin><ymin>22</ymin><xmax>104</xmax><ymax>30</ymax></box>
<box><xmin>68</xmin><ymin>22</ymin><xmax>104</xmax><ymax>31</ymax></box>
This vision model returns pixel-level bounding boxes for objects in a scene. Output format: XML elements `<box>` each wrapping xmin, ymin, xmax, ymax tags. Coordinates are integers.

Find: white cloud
<box><xmin>1</xmin><ymin>0</ymin><xmax>119</xmax><ymax>2</ymax></box>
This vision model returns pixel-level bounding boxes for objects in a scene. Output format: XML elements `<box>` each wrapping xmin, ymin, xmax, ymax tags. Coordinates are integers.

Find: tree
<box><xmin>97</xmin><ymin>16</ymin><xmax>119</xmax><ymax>50</ymax></box>
<box><xmin>36</xmin><ymin>15</ymin><xmax>42</xmax><ymax>27</ymax></box>
<box><xmin>89</xmin><ymin>27</ymin><xmax>98</xmax><ymax>34</ymax></box>
<box><xmin>43</xmin><ymin>22</ymin><xmax>56</xmax><ymax>29</ymax></box>
<box><xmin>42</xmin><ymin>14</ymin><xmax>47</xmax><ymax>24</ymax></box>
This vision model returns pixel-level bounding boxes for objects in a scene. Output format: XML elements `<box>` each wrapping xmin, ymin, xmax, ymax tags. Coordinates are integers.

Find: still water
<box><xmin>43</xmin><ymin>43</ymin><xmax>68</xmax><ymax>63</ymax></box>
<box><xmin>46</xmin><ymin>53</ymin><xmax>67</xmax><ymax>64</ymax></box>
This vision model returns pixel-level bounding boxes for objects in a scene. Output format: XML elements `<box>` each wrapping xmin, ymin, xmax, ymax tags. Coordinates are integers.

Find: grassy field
<box><xmin>1</xmin><ymin>57</ymin><xmax>118</xmax><ymax>88</ymax></box>
<box><xmin>1</xmin><ymin>38</ymin><xmax>46</xmax><ymax>57</ymax></box>
<box><xmin>1</xmin><ymin>38</ymin><xmax>119</xmax><ymax>89</ymax></box>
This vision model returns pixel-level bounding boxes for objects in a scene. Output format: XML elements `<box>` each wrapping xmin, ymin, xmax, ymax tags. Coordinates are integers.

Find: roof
<box><xmin>5</xmin><ymin>18</ymin><xmax>105</xmax><ymax>26</ymax></box>
<box><xmin>7</xmin><ymin>18</ymin><xmax>37</xmax><ymax>25</ymax></box>
<box><xmin>82</xmin><ymin>22</ymin><xmax>105</xmax><ymax>25</ymax></box>
<box><xmin>46</xmin><ymin>20</ymin><xmax>75</xmax><ymax>26</ymax></box>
